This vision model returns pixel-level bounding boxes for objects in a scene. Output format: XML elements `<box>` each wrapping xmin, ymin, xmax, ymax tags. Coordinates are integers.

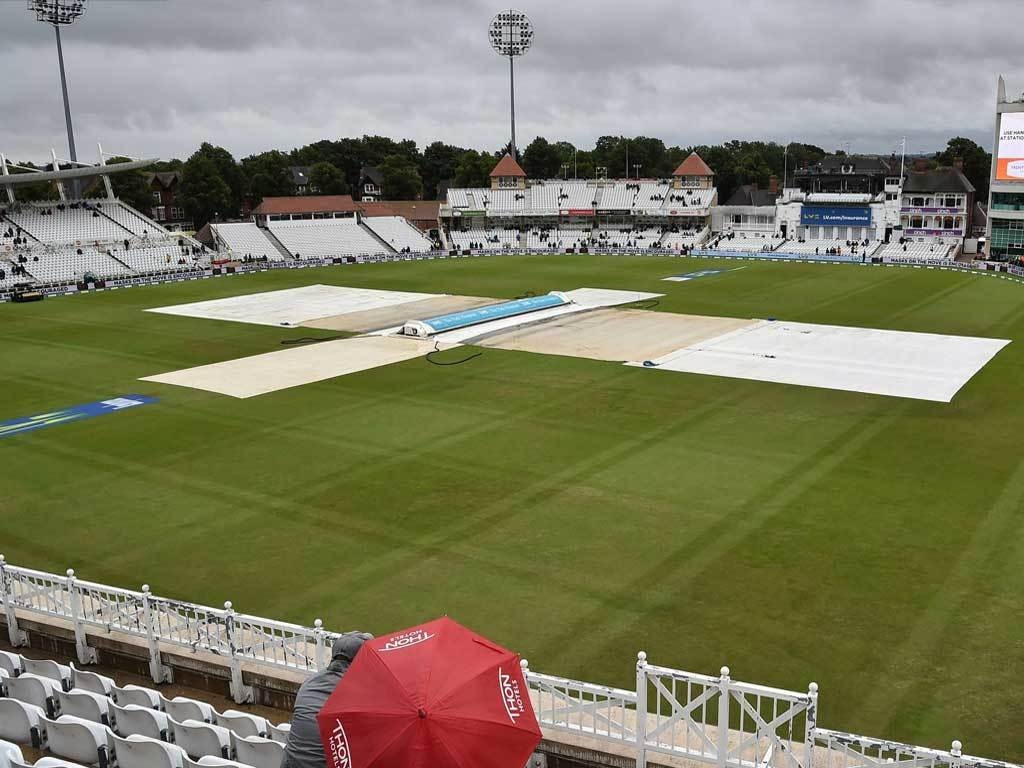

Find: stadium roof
<box><xmin>360</xmin><ymin>165</ymin><xmax>385</xmax><ymax>185</ymax></box>
<box><xmin>147</xmin><ymin>171</ymin><xmax>181</xmax><ymax>188</ymax></box>
<box><xmin>673</xmin><ymin>152</ymin><xmax>714</xmax><ymax>177</ymax></box>
<box><xmin>813</xmin><ymin>155</ymin><xmax>892</xmax><ymax>174</ymax></box>
<box><xmin>902</xmin><ymin>168</ymin><xmax>975</xmax><ymax>194</ymax></box>
<box><xmin>359</xmin><ymin>200</ymin><xmax>440</xmax><ymax>222</ymax></box>
<box><xmin>725</xmin><ymin>185</ymin><xmax>778</xmax><ymax>207</ymax></box>
<box><xmin>252</xmin><ymin>195</ymin><xmax>359</xmax><ymax>215</ymax></box>
<box><xmin>289</xmin><ymin>167</ymin><xmax>313</xmax><ymax>186</ymax></box>
<box><xmin>490</xmin><ymin>154</ymin><xmax>526</xmax><ymax>178</ymax></box>
<box><xmin>0</xmin><ymin>157</ymin><xmax>159</xmax><ymax>186</ymax></box>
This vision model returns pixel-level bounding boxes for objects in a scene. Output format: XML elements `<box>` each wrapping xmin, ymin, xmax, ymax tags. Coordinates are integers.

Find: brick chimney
<box><xmin>913</xmin><ymin>158</ymin><xmax>929</xmax><ymax>172</ymax></box>
<box><xmin>769</xmin><ymin>175</ymin><xmax>779</xmax><ymax>194</ymax></box>
<box><xmin>953</xmin><ymin>157</ymin><xmax>964</xmax><ymax>171</ymax></box>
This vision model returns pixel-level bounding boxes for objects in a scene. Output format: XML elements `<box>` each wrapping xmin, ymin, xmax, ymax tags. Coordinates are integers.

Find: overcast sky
<box><xmin>2</xmin><ymin>0</ymin><xmax>1021</xmax><ymax>164</ymax></box>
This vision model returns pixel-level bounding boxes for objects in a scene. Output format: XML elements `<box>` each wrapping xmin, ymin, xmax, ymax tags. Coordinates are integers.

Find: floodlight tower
<box><xmin>488</xmin><ymin>9</ymin><xmax>534</xmax><ymax>160</ymax></box>
<box><xmin>28</xmin><ymin>0</ymin><xmax>87</xmax><ymax>170</ymax></box>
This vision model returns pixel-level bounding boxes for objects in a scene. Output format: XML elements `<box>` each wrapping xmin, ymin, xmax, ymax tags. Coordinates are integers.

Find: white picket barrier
<box><xmin>0</xmin><ymin>556</ymin><xmax>333</xmax><ymax>702</ymax></box>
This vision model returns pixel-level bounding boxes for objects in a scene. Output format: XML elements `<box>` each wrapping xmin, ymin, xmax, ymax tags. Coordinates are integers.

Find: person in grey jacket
<box><xmin>281</xmin><ymin>631</ymin><xmax>373</xmax><ymax>768</ymax></box>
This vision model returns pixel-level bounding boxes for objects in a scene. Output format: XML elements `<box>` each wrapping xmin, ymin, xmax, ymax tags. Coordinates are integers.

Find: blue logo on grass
<box><xmin>663</xmin><ymin>267</ymin><xmax>746</xmax><ymax>283</ymax></box>
<box><xmin>0</xmin><ymin>395</ymin><xmax>158</xmax><ymax>440</ymax></box>
<box><xmin>663</xmin><ymin>269</ymin><xmax>726</xmax><ymax>282</ymax></box>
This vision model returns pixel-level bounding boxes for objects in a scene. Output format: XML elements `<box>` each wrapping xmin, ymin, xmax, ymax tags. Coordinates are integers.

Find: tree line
<box><xmin>5</xmin><ymin>134</ymin><xmax>993</xmax><ymax>232</ymax></box>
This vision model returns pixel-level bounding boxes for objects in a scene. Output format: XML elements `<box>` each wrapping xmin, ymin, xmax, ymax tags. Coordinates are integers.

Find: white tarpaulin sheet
<box><xmin>141</xmin><ymin>336</ymin><xmax>445</xmax><ymax>398</ymax></box>
<box><xmin>629</xmin><ymin>320</ymin><xmax>1009</xmax><ymax>402</ymax></box>
<box><xmin>146</xmin><ymin>284</ymin><xmax>437</xmax><ymax>327</ymax></box>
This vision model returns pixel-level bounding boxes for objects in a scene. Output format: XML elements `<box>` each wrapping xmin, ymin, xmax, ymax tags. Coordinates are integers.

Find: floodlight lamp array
<box><xmin>27</xmin><ymin>0</ymin><xmax>86</xmax><ymax>26</ymax></box>
<box><xmin>488</xmin><ymin>10</ymin><xmax>534</xmax><ymax>57</ymax></box>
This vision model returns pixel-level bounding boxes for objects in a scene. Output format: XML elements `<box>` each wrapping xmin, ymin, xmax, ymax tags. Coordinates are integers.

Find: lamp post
<box><xmin>488</xmin><ymin>10</ymin><xmax>534</xmax><ymax>160</ymax></box>
<box><xmin>783</xmin><ymin>143</ymin><xmax>789</xmax><ymax>192</ymax></box>
<box><xmin>633</xmin><ymin>163</ymin><xmax>642</xmax><ymax>180</ymax></box>
<box><xmin>28</xmin><ymin>0</ymin><xmax>87</xmax><ymax>198</ymax></box>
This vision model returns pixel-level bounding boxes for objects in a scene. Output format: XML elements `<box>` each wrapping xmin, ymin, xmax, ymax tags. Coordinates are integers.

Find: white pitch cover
<box><xmin>629</xmin><ymin>320</ymin><xmax>1009</xmax><ymax>403</ymax></box>
<box><xmin>146</xmin><ymin>284</ymin><xmax>437</xmax><ymax>327</ymax></box>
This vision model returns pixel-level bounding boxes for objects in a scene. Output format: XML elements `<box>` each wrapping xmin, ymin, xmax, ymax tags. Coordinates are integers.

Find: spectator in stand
<box><xmin>281</xmin><ymin>632</ymin><xmax>373</xmax><ymax>768</ymax></box>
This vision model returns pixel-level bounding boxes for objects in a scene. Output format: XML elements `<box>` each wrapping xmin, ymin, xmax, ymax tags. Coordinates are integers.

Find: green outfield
<box><xmin>2</xmin><ymin>254</ymin><xmax>1023</xmax><ymax>759</ymax></box>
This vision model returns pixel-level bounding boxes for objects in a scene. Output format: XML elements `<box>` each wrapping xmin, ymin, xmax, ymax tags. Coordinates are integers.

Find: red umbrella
<box><xmin>317</xmin><ymin>616</ymin><xmax>542</xmax><ymax>768</ymax></box>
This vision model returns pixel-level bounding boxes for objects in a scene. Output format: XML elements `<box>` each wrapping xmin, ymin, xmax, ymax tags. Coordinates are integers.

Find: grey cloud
<box><xmin>0</xmin><ymin>0</ymin><xmax>1019</xmax><ymax>164</ymax></box>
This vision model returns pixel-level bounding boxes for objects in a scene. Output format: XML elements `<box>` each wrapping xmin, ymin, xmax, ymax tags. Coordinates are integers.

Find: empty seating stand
<box><xmin>6</xmin><ymin>205</ymin><xmax>131</xmax><ymax>245</ymax></box>
<box><xmin>876</xmin><ymin>238</ymin><xmax>955</xmax><ymax>260</ymax></box>
<box><xmin>211</xmin><ymin>224</ymin><xmax>287</xmax><ymax>262</ymax></box>
<box><xmin>361</xmin><ymin>216</ymin><xmax>432</xmax><ymax>253</ymax></box>
<box><xmin>268</xmin><ymin>219</ymin><xmax>385</xmax><ymax>259</ymax></box>
<box><xmin>0</xmin><ymin>200</ymin><xmax>209</xmax><ymax>286</ymax></box>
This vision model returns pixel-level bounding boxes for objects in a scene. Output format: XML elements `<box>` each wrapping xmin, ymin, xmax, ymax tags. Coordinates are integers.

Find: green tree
<box><xmin>309</xmin><ymin>162</ymin><xmax>349</xmax><ymax>195</ymax></box>
<box><xmin>522</xmin><ymin>136</ymin><xmax>563</xmax><ymax>179</ymax></box>
<box><xmin>179</xmin><ymin>153</ymin><xmax>233</xmax><ymax>231</ymax></box>
<box><xmin>291</xmin><ymin>139</ymin><xmax>360</xmax><ymax>185</ymax></box>
<box><xmin>379</xmin><ymin>155</ymin><xmax>423</xmax><ymax>200</ymax></box>
<box><xmin>453</xmin><ymin>150</ymin><xmax>496</xmax><ymax>188</ymax></box>
<box><xmin>628</xmin><ymin>136</ymin><xmax>669</xmax><ymax>177</ymax></box>
<box><xmin>186</xmin><ymin>142</ymin><xmax>243</xmax><ymax>218</ymax></box>
<box><xmin>420</xmin><ymin>142</ymin><xmax>464</xmax><ymax>200</ymax></box>
<box><xmin>592</xmin><ymin>135</ymin><xmax>626</xmax><ymax>178</ymax></box>
<box><xmin>151</xmin><ymin>159</ymin><xmax>184</xmax><ymax>172</ymax></box>
<box><xmin>936</xmin><ymin>137</ymin><xmax>992</xmax><ymax>200</ymax></box>
<box><xmin>241</xmin><ymin>150</ymin><xmax>292</xmax><ymax>206</ymax></box>
<box><xmin>104</xmin><ymin>157</ymin><xmax>153</xmax><ymax>212</ymax></box>
<box><xmin>733</xmin><ymin>148</ymin><xmax>772</xmax><ymax>189</ymax></box>
<box><xmin>8</xmin><ymin>162</ymin><xmax>58</xmax><ymax>202</ymax></box>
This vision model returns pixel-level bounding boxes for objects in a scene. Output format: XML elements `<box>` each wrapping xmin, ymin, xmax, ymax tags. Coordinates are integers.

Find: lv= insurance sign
<box><xmin>997</xmin><ymin>112</ymin><xmax>1024</xmax><ymax>181</ymax></box>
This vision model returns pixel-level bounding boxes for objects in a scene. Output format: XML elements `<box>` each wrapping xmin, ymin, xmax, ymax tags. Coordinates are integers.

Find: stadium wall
<box><xmin>6</xmin><ymin>244</ymin><xmax>1024</xmax><ymax>306</ymax></box>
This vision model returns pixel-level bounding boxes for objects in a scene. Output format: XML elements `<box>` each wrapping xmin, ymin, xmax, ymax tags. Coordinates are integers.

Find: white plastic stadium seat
<box><xmin>42</xmin><ymin>715</ymin><xmax>114</xmax><ymax>767</ymax></box>
<box><xmin>169</xmin><ymin>720</ymin><xmax>231</xmax><ymax>760</ymax></box>
<box><xmin>112</xmin><ymin>733</ymin><xmax>187</xmax><ymax>768</ymax></box>
<box><xmin>230</xmin><ymin>735</ymin><xmax>283</xmax><ymax>768</ymax></box>
<box><xmin>32</xmin><ymin>759</ymin><xmax>94</xmax><ymax>768</ymax></box>
<box><xmin>266</xmin><ymin>722</ymin><xmax>290</xmax><ymax>744</ymax></box>
<box><xmin>0</xmin><ymin>652</ymin><xmax>22</xmax><ymax>677</ymax></box>
<box><xmin>18</xmin><ymin>658</ymin><xmax>70</xmax><ymax>691</ymax></box>
<box><xmin>69</xmin><ymin>665</ymin><xmax>114</xmax><ymax>697</ymax></box>
<box><xmin>0</xmin><ymin>739</ymin><xmax>23</xmax><ymax>768</ymax></box>
<box><xmin>159</xmin><ymin>696</ymin><xmax>214</xmax><ymax>725</ymax></box>
<box><xmin>197</xmin><ymin>758</ymin><xmax>248</xmax><ymax>768</ymax></box>
<box><xmin>5</xmin><ymin>673</ymin><xmax>60</xmax><ymax>717</ymax></box>
<box><xmin>183</xmin><ymin>757</ymin><xmax>249</xmax><ymax>768</ymax></box>
<box><xmin>112</xmin><ymin>685</ymin><xmax>161</xmax><ymax>710</ymax></box>
<box><xmin>111</xmin><ymin>704</ymin><xmax>169</xmax><ymax>741</ymax></box>
<box><xmin>213</xmin><ymin>712</ymin><xmax>266</xmax><ymax>739</ymax></box>
<box><xmin>0</xmin><ymin>699</ymin><xmax>47</xmax><ymax>747</ymax></box>
<box><xmin>55</xmin><ymin>691</ymin><xmax>111</xmax><ymax>727</ymax></box>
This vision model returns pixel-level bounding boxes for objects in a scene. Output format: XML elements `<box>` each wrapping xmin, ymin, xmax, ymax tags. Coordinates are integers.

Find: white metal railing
<box><xmin>1</xmin><ymin>558</ymin><xmax>1019</xmax><ymax>768</ymax></box>
<box><xmin>813</xmin><ymin>729</ymin><xmax>1022</xmax><ymax>768</ymax></box>
<box><xmin>0</xmin><ymin>557</ymin><xmax>336</xmax><ymax>701</ymax></box>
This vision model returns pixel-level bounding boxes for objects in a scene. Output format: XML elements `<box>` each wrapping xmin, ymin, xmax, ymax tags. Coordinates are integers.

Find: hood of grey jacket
<box><xmin>282</xmin><ymin>631</ymin><xmax>374</xmax><ymax>768</ymax></box>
